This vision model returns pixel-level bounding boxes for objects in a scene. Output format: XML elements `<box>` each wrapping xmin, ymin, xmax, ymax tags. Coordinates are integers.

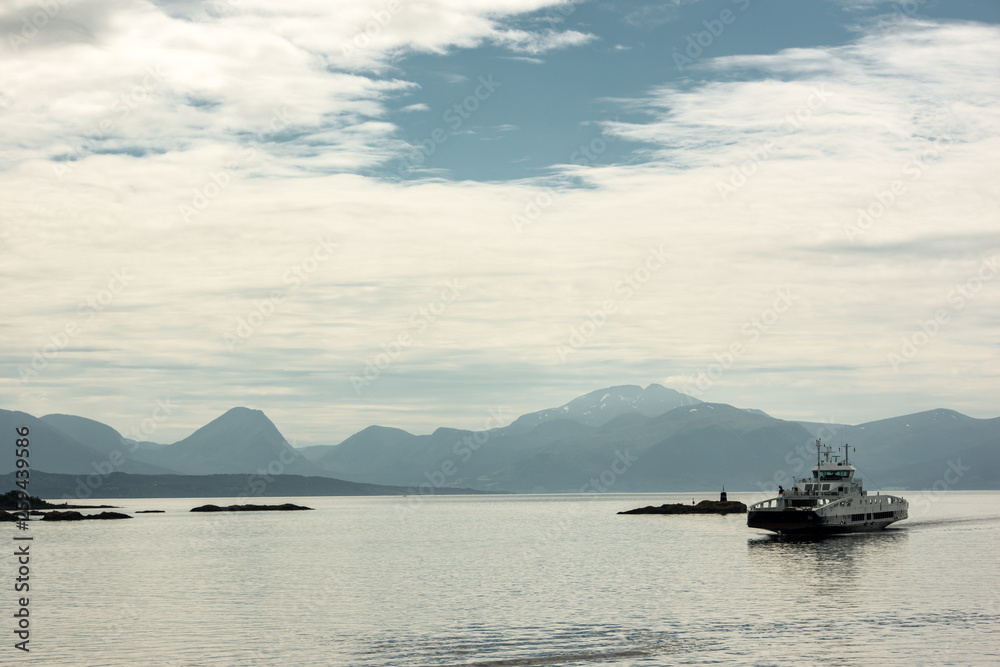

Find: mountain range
<box><xmin>2</xmin><ymin>384</ymin><xmax>997</xmax><ymax>494</ymax></box>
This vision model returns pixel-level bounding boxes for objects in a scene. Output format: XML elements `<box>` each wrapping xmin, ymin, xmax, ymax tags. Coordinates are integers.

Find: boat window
<box><xmin>822</xmin><ymin>484</ymin><xmax>830</xmax><ymax>491</ymax></box>
<box><xmin>819</xmin><ymin>470</ymin><xmax>852</xmax><ymax>481</ymax></box>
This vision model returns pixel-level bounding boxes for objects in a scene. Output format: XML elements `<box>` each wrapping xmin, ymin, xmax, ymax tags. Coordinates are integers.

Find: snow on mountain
<box><xmin>507</xmin><ymin>383</ymin><xmax>700</xmax><ymax>431</ymax></box>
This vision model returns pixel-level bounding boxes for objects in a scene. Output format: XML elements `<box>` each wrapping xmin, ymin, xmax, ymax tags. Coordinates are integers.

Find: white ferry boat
<box><xmin>747</xmin><ymin>440</ymin><xmax>908</xmax><ymax>535</ymax></box>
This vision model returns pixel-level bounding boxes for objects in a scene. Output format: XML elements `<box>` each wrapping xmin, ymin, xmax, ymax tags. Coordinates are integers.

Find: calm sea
<box><xmin>4</xmin><ymin>491</ymin><xmax>999</xmax><ymax>666</ymax></box>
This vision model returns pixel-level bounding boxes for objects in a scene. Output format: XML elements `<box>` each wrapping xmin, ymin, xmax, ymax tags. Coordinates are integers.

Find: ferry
<box><xmin>747</xmin><ymin>440</ymin><xmax>908</xmax><ymax>535</ymax></box>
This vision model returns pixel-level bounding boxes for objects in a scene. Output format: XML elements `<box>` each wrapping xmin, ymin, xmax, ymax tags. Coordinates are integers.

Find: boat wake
<box><xmin>895</xmin><ymin>515</ymin><xmax>1000</xmax><ymax>530</ymax></box>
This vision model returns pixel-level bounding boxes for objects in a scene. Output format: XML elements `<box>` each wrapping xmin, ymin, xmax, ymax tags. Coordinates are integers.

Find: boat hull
<box><xmin>747</xmin><ymin>509</ymin><xmax>901</xmax><ymax>535</ymax></box>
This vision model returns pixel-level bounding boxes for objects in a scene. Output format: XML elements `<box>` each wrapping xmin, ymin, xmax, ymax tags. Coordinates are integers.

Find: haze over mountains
<box><xmin>2</xmin><ymin>384</ymin><xmax>997</xmax><ymax>494</ymax></box>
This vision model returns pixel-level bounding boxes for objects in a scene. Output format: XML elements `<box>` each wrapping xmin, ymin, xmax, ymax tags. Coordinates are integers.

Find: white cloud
<box><xmin>490</xmin><ymin>28</ymin><xmax>596</xmax><ymax>54</ymax></box>
<box><xmin>622</xmin><ymin>1</ymin><xmax>704</xmax><ymax>28</ymax></box>
<box><xmin>1</xmin><ymin>9</ymin><xmax>997</xmax><ymax>441</ymax></box>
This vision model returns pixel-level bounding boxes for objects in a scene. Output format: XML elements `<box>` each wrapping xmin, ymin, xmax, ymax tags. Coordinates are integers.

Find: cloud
<box><xmin>500</xmin><ymin>55</ymin><xmax>546</xmax><ymax>64</ymax></box>
<box><xmin>1</xmin><ymin>9</ymin><xmax>998</xmax><ymax>441</ymax></box>
<box><xmin>490</xmin><ymin>28</ymin><xmax>596</xmax><ymax>54</ymax></box>
<box><xmin>0</xmin><ymin>0</ymin><xmax>592</xmax><ymax>178</ymax></box>
<box><xmin>623</xmin><ymin>1</ymin><xmax>703</xmax><ymax>28</ymax></box>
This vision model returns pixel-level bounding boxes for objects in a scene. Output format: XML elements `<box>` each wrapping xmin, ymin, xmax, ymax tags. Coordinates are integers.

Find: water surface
<box><xmin>6</xmin><ymin>491</ymin><xmax>999</xmax><ymax>665</ymax></box>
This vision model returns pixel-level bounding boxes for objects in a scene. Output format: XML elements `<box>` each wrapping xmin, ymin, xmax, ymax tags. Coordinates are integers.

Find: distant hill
<box><xmin>129</xmin><ymin>407</ymin><xmax>318</xmax><ymax>476</ymax></box>
<box><xmin>833</xmin><ymin>409</ymin><xmax>999</xmax><ymax>474</ymax></box>
<box><xmin>313</xmin><ymin>384</ymin><xmax>702</xmax><ymax>488</ymax></box>
<box><xmin>311</xmin><ymin>395</ymin><xmax>999</xmax><ymax>492</ymax></box>
<box><xmin>0</xmin><ymin>410</ymin><xmax>170</xmax><ymax>475</ymax></box>
<box><xmin>4</xmin><ymin>385</ymin><xmax>997</xmax><ymax>493</ymax></box>
<box><xmin>505</xmin><ymin>383</ymin><xmax>699</xmax><ymax>432</ymax></box>
<box><xmin>0</xmin><ymin>471</ymin><xmax>486</xmax><ymax>500</ymax></box>
<box><xmin>41</xmin><ymin>414</ymin><xmax>130</xmax><ymax>455</ymax></box>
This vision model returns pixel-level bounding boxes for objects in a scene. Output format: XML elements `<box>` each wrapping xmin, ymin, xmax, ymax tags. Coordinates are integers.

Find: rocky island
<box><xmin>190</xmin><ymin>503</ymin><xmax>313</xmax><ymax>512</ymax></box>
<box><xmin>40</xmin><ymin>511</ymin><xmax>132</xmax><ymax>521</ymax></box>
<box><xmin>0</xmin><ymin>489</ymin><xmax>117</xmax><ymax>510</ymax></box>
<box><xmin>619</xmin><ymin>490</ymin><xmax>747</xmax><ymax>515</ymax></box>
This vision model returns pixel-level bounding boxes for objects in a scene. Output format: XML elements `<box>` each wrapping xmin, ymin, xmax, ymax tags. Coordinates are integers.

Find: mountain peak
<box><xmin>219</xmin><ymin>406</ymin><xmax>268</xmax><ymax>419</ymax></box>
<box><xmin>509</xmin><ymin>384</ymin><xmax>701</xmax><ymax>431</ymax></box>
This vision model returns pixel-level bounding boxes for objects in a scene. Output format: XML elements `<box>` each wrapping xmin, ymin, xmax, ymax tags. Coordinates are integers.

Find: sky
<box><xmin>2</xmin><ymin>0</ymin><xmax>998</xmax><ymax>446</ymax></box>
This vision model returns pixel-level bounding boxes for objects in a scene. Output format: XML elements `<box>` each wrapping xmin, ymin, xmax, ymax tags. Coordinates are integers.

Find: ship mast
<box><xmin>816</xmin><ymin>438</ymin><xmax>821</xmax><ymax>494</ymax></box>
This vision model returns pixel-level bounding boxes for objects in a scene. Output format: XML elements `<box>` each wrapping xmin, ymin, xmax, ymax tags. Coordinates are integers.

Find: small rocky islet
<box><xmin>1</xmin><ymin>490</ymin><xmax>313</xmax><ymax>521</ymax></box>
<box><xmin>41</xmin><ymin>510</ymin><xmax>133</xmax><ymax>521</ymax></box>
<box><xmin>1</xmin><ymin>490</ymin><xmax>131</xmax><ymax>521</ymax></box>
<box><xmin>190</xmin><ymin>503</ymin><xmax>313</xmax><ymax>512</ymax></box>
<box><xmin>0</xmin><ymin>509</ymin><xmax>132</xmax><ymax>521</ymax></box>
<box><xmin>619</xmin><ymin>490</ymin><xmax>747</xmax><ymax>515</ymax></box>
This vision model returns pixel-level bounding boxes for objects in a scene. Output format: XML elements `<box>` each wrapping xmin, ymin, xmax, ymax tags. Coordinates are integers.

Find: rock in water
<box><xmin>41</xmin><ymin>510</ymin><xmax>132</xmax><ymax>520</ymax></box>
<box><xmin>41</xmin><ymin>511</ymin><xmax>85</xmax><ymax>521</ymax></box>
<box><xmin>189</xmin><ymin>503</ymin><xmax>313</xmax><ymax>512</ymax></box>
<box><xmin>618</xmin><ymin>499</ymin><xmax>748</xmax><ymax>515</ymax></box>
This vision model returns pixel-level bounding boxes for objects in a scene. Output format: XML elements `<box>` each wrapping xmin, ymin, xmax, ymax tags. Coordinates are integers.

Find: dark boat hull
<box><xmin>747</xmin><ymin>509</ymin><xmax>898</xmax><ymax>535</ymax></box>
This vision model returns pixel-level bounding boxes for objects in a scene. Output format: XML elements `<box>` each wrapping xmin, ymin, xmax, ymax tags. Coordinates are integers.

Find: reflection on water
<box><xmin>8</xmin><ymin>492</ymin><xmax>999</xmax><ymax>665</ymax></box>
<box><xmin>747</xmin><ymin>529</ymin><xmax>910</xmax><ymax>616</ymax></box>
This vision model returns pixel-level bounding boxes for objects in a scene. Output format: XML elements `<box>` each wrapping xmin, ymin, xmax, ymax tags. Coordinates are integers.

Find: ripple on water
<box><xmin>352</xmin><ymin>624</ymin><xmax>690</xmax><ymax>666</ymax></box>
